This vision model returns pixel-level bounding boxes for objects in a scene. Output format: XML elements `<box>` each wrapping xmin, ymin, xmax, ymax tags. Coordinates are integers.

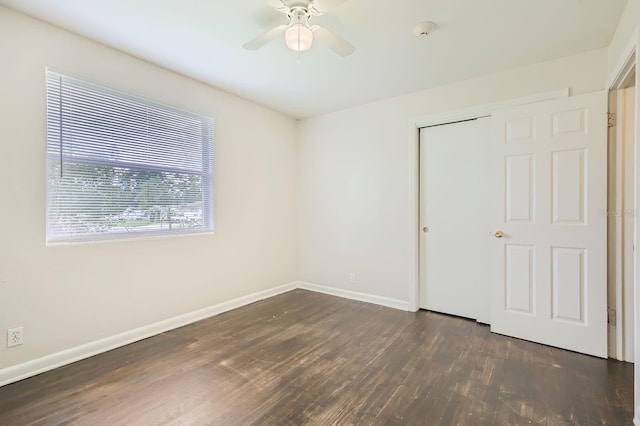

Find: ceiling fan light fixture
<box><xmin>243</xmin><ymin>1</ymin><xmax>354</xmax><ymax>57</ymax></box>
<box><xmin>285</xmin><ymin>23</ymin><xmax>313</xmax><ymax>52</ymax></box>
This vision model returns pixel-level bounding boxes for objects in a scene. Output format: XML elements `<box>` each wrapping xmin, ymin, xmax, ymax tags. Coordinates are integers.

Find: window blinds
<box><xmin>46</xmin><ymin>70</ymin><xmax>214</xmax><ymax>242</ymax></box>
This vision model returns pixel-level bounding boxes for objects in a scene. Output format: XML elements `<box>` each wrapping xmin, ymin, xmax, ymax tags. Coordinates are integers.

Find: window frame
<box><xmin>45</xmin><ymin>69</ymin><xmax>215</xmax><ymax>244</ymax></box>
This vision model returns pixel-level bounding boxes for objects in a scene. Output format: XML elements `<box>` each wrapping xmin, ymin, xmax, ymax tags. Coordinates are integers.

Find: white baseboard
<box><xmin>297</xmin><ymin>281</ymin><xmax>410</xmax><ymax>311</ymax></box>
<box><xmin>0</xmin><ymin>282</ymin><xmax>297</xmax><ymax>388</ymax></box>
<box><xmin>0</xmin><ymin>281</ymin><xmax>410</xmax><ymax>388</ymax></box>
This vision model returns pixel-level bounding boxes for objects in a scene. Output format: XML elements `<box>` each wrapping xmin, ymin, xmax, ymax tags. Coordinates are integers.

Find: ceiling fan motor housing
<box><xmin>288</xmin><ymin>7</ymin><xmax>312</xmax><ymax>25</ymax></box>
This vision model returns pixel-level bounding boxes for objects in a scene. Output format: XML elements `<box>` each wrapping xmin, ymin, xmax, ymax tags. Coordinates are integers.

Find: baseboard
<box><xmin>0</xmin><ymin>282</ymin><xmax>297</xmax><ymax>388</ymax></box>
<box><xmin>0</xmin><ymin>281</ymin><xmax>410</xmax><ymax>387</ymax></box>
<box><xmin>297</xmin><ymin>281</ymin><xmax>410</xmax><ymax>311</ymax></box>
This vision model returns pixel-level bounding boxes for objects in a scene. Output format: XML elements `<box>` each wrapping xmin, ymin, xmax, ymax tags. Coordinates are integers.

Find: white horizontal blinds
<box><xmin>46</xmin><ymin>71</ymin><xmax>214</xmax><ymax>242</ymax></box>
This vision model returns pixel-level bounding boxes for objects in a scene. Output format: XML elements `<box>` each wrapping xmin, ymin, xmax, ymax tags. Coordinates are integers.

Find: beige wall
<box><xmin>0</xmin><ymin>7</ymin><xmax>298</xmax><ymax>371</ymax></box>
<box><xmin>298</xmin><ymin>48</ymin><xmax>608</xmax><ymax>303</ymax></box>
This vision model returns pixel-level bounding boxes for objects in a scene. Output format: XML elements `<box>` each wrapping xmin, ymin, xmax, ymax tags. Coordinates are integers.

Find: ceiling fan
<box><xmin>243</xmin><ymin>0</ymin><xmax>355</xmax><ymax>57</ymax></box>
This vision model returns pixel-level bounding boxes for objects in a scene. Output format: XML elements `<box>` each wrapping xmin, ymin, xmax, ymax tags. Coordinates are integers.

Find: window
<box><xmin>45</xmin><ymin>70</ymin><xmax>214</xmax><ymax>243</ymax></box>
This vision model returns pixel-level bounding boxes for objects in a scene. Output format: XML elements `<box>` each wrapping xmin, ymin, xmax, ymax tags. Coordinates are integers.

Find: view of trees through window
<box><xmin>48</xmin><ymin>162</ymin><xmax>205</xmax><ymax>237</ymax></box>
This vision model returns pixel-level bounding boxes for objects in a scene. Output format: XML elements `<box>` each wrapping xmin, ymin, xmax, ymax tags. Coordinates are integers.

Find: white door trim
<box><xmin>609</xmin><ymin>89</ymin><xmax>626</xmax><ymax>360</ymax></box>
<box><xmin>607</xmin><ymin>28</ymin><xmax>639</xmax><ymax>90</ymax></box>
<box><xmin>408</xmin><ymin>89</ymin><xmax>570</xmax><ymax>312</ymax></box>
<box><xmin>607</xmin><ymin>25</ymin><xmax>639</xmax><ymax>426</ymax></box>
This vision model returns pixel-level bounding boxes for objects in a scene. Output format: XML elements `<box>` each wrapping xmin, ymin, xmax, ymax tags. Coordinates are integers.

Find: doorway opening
<box><xmin>607</xmin><ymin>75</ymin><xmax>636</xmax><ymax>362</ymax></box>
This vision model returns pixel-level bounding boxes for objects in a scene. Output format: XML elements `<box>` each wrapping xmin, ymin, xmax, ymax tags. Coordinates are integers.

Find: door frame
<box><xmin>608</xmin><ymin>85</ymin><xmax>637</xmax><ymax>361</ymax></box>
<box><xmin>408</xmin><ymin>89</ymin><xmax>569</xmax><ymax>313</ymax></box>
<box><xmin>606</xmin><ymin>26</ymin><xmax>639</xmax><ymax>426</ymax></box>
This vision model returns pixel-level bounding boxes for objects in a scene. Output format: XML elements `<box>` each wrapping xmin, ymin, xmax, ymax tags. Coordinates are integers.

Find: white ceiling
<box><xmin>0</xmin><ymin>0</ymin><xmax>629</xmax><ymax>118</ymax></box>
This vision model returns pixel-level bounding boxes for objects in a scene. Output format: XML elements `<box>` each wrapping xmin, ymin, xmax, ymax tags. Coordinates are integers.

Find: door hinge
<box><xmin>607</xmin><ymin>308</ymin><xmax>617</xmax><ymax>325</ymax></box>
<box><xmin>607</xmin><ymin>112</ymin><xmax>616</xmax><ymax>128</ymax></box>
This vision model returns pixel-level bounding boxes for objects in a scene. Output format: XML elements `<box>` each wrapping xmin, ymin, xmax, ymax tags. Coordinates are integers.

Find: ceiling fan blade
<box><xmin>243</xmin><ymin>24</ymin><xmax>288</xmax><ymax>50</ymax></box>
<box><xmin>312</xmin><ymin>0</ymin><xmax>348</xmax><ymax>13</ymax></box>
<box><xmin>267</xmin><ymin>0</ymin><xmax>290</xmax><ymax>13</ymax></box>
<box><xmin>311</xmin><ymin>25</ymin><xmax>355</xmax><ymax>57</ymax></box>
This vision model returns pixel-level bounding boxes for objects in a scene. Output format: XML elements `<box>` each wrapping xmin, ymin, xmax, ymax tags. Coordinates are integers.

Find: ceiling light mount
<box><xmin>412</xmin><ymin>21</ymin><xmax>437</xmax><ymax>38</ymax></box>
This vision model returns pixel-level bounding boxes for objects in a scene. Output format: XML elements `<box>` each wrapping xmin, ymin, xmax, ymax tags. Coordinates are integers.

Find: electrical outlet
<box><xmin>349</xmin><ymin>272</ymin><xmax>357</xmax><ymax>284</ymax></box>
<box><xmin>7</xmin><ymin>327</ymin><xmax>23</xmax><ymax>348</ymax></box>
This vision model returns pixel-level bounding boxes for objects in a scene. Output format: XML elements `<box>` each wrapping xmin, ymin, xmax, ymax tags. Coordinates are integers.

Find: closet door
<box><xmin>419</xmin><ymin>117</ymin><xmax>492</xmax><ymax>323</ymax></box>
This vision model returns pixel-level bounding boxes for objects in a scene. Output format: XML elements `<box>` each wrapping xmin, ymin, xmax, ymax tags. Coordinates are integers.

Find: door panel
<box><xmin>491</xmin><ymin>91</ymin><xmax>607</xmax><ymax>358</ymax></box>
<box><xmin>552</xmin><ymin>149</ymin><xmax>586</xmax><ymax>224</ymax></box>
<box><xmin>551</xmin><ymin>247</ymin><xmax>586</xmax><ymax>323</ymax></box>
<box><xmin>505</xmin><ymin>244</ymin><xmax>535</xmax><ymax>315</ymax></box>
<box><xmin>506</xmin><ymin>155</ymin><xmax>535</xmax><ymax>223</ymax></box>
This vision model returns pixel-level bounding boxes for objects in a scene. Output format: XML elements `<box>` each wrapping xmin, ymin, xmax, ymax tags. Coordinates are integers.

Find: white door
<box><xmin>419</xmin><ymin>118</ymin><xmax>491</xmax><ymax>323</ymax></box>
<box><xmin>490</xmin><ymin>91</ymin><xmax>608</xmax><ymax>358</ymax></box>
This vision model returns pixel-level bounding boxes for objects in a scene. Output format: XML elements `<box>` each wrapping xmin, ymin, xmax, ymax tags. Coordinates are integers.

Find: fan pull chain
<box><xmin>297</xmin><ymin>18</ymin><xmax>301</xmax><ymax>63</ymax></box>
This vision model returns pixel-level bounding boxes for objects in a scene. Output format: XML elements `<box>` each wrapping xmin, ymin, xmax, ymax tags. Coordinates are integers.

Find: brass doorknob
<box><xmin>493</xmin><ymin>230</ymin><xmax>504</xmax><ymax>238</ymax></box>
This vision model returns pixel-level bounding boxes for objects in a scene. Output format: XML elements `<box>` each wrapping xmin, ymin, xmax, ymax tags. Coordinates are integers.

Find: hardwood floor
<box><xmin>0</xmin><ymin>289</ymin><xmax>634</xmax><ymax>425</ymax></box>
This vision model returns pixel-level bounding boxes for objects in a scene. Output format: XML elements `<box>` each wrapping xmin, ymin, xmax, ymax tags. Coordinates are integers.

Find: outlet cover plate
<box><xmin>7</xmin><ymin>327</ymin><xmax>23</xmax><ymax>347</ymax></box>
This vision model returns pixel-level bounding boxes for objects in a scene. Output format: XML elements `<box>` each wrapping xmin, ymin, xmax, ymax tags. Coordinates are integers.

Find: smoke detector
<box><xmin>413</xmin><ymin>21</ymin><xmax>437</xmax><ymax>37</ymax></box>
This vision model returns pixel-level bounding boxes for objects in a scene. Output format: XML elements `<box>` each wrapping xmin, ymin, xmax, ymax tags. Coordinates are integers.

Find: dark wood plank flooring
<box><xmin>0</xmin><ymin>289</ymin><xmax>634</xmax><ymax>425</ymax></box>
